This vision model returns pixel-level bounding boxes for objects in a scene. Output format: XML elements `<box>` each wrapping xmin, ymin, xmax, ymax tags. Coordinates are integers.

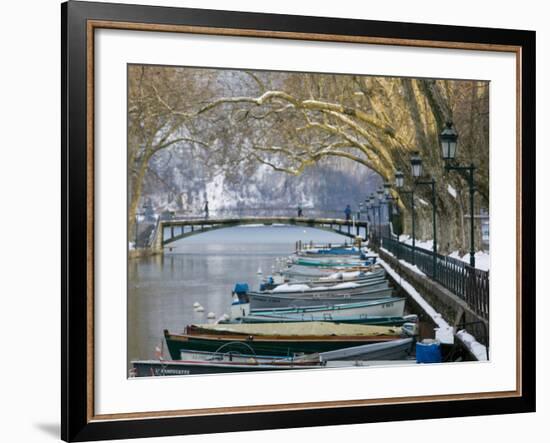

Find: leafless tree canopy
<box><xmin>128</xmin><ymin>65</ymin><xmax>489</xmax><ymax>252</ymax></box>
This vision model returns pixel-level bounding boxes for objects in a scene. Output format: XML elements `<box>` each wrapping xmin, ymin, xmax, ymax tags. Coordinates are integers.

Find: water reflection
<box><xmin>127</xmin><ymin>226</ymin><xmax>351</xmax><ymax>369</ymax></box>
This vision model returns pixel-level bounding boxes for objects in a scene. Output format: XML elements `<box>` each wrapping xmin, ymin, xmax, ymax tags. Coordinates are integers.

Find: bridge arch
<box><xmin>152</xmin><ymin>217</ymin><xmax>369</xmax><ymax>251</ymax></box>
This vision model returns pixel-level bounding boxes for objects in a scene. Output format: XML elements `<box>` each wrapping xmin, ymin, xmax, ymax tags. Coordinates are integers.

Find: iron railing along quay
<box><xmin>380</xmin><ymin>236</ymin><xmax>489</xmax><ymax>321</ymax></box>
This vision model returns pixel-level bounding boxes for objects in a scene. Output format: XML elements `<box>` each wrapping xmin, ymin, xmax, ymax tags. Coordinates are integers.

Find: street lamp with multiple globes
<box><xmin>376</xmin><ymin>187</ymin><xmax>385</xmax><ymax>236</ymax></box>
<box><xmin>440</xmin><ymin>121</ymin><xmax>476</xmax><ymax>268</ymax></box>
<box><xmin>383</xmin><ymin>181</ymin><xmax>399</xmax><ymax>237</ymax></box>
<box><xmin>365</xmin><ymin>197</ymin><xmax>372</xmax><ymax>237</ymax></box>
<box><xmin>410</xmin><ymin>152</ymin><xmax>438</xmax><ymax>277</ymax></box>
<box><xmin>367</xmin><ymin>193</ymin><xmax>380</xmax><ymax>239</ymax></box>
<box><xmin>394</xmin><ymin>170</ymin><xmax>416</xmax><ymax>264</ymax></box>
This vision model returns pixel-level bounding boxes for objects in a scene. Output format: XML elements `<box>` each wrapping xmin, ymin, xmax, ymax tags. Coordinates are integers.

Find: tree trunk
<box><xmin>128</xmin><ymin>156</ymin><xmax>150</xmax><ymax>245</ymax></box>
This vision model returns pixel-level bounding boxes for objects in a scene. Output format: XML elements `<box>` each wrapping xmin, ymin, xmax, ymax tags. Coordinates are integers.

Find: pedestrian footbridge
<box><xmin>152</xmin><ymin>216</ymin><xmax>369</xmax><ymax>250</ymax></box>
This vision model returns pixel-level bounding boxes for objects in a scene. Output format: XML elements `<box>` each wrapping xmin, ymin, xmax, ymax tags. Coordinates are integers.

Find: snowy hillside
<box><xmin>140</xmin><ymin>151</ymin><xmax>382</xmax><ymax>217</ymax></box>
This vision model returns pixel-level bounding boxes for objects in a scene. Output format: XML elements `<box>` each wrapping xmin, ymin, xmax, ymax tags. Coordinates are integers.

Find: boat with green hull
<box><xmin>292</xmin><ymin>257</ymin><xmax>374</xmax><ymax>267</ymax></box>
<box><xmin>164</xmin><ymin>323</ymin><xmax>403</xmax><ymax>359</ymax></box>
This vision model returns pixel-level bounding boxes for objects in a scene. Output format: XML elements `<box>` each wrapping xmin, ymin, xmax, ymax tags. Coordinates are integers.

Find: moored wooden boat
<box><xmin>298</xmin><ymin>337</ymin><xmax>416</xmax><ymax>362</ymax></box>
<box><xmin>245</xmin><ymin>286</ymin><xmax>394</xmax><ymax>309</ymax></box>
<box><xmin>224</xmin><ymin>314</ymin><xmax>411</xmax><ymax>325</ymax></box>
<box><xmin>299</xmin><ymin>246</ymin><xmax>362</xmax><ymax>256</ymax></box>
<box><xmin>187</xmin><ymin>321</ymin><xmax>402</xmax><ymax>337</ymax></box>
<box><xmin>307</xmin><ymin>269</ymin><xmax>385</xmax><ymax>284</ymax></box>
<box><xmin>292</xmin><ymin>256</ymin><xmax>375</xmax><ymax>267</ymax></box>
<box><xmin>130</xmin><ymin>358</ymin><xmax>321</xmax><ymax>377</ymax></box>
<box><xmin>178</xmin><ymin>338</ymin><xmax>415</xmax><ymax>363</ymax></box>
<box><xmin>265</xmin><ymin>269</ymin><xmax>385</xmax><ymax>288</ymax></box>
<box><xmin>283</xmin><ymin>265</ymin><xmax>380</xmax><ymax>279</ymax></box>
<box><xmin>134</xmin><ymin>338</ymin><xmax>416</xmax><ymax>376</ymax></box>
<box><xmin>227</xmin><ymin>297</ymin><xmax>407</xmax><ymax>323</ymax></box>
<box><xmin>254</xmin><ymin>277</ymin><xmax>389</xmax><ymax>297</ymax></box>
<box><xmin>164</xmin><ymin>323</ymin><xmax>403</xmax><ymax>358</ymax></box>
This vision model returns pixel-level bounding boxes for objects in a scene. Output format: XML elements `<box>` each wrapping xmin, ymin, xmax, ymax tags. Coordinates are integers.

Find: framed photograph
<box><xmin>62</xmin><ymin>1</ymin><xmax>535</xmax><ymax>441</ymax></box>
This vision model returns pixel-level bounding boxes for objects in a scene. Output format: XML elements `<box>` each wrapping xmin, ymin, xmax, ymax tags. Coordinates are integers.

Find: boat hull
<box><xmin>233</xmin><ymin>298</ymin><xmax>406</xmax><ymax>323</ymax></box>
<box><xmin>226</xmin><ymin>315</ymin><xmax>409</xmax><ymax>325</ymax></box>
<box><xmin>164</xmin><ymin>330</ymin><xmax>401</xmax><ymax>359</ymax></box>
<box><xmin>293</xmin><ymin>257</ymin><xmax>372</xmax><ymax>267</ymax></box>
<box><xmin>247</xmin><ymin>287</ymin><xmax>394</xmax><ymax>309</ymax></box>
<box><xmin>283</xmin><ymin>266</ymin><xmax>382</xmax><ymax>279</ymax></box>
<box><xmin>251</xmin><ymin>297</ymin><xmax>405</xmax><ymax>316</ymax></box>
<box><xmin>299</xmin><ymin>247</ymin><xmax>362</xmax><ymax>256</ymax></box>
<box><xmin>315</xmin><ymin>337</ymin><xmax>415</xmax><ymax>361</ymax></box>
<box><xmin>290</xmin><ymin>271</ymin><xmax>386</xmax><ymax>286</ymax></box>
<box><xmin>254</xmin><ymin>278</ymin><xmax>389</xmax><ymax>297</ymax></box>
<box><xmin>131</xmin><ymin>359</ymin><xmax>321</xmax><ymax>377</ymax></box>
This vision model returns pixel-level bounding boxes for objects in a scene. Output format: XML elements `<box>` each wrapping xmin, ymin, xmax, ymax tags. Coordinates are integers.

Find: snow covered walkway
<box><xmin>379</xmin><ymin>258</ymin><xmax>488</xmax><ymax>361</ymax></box>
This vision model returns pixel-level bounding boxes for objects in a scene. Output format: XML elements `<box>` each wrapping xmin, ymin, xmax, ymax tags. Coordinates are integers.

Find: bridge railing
<box><xmin>136</xmin><ymin>210</ymin><xmax>371</xmax><ymax>249</ymax></box>
<box><xmin>159</xmin><ymin>216</ymin><xmax>372</xmax><ymax>247</ymax></box>
<box><xmin>161</xmin><ymin>207</ymin><xmax>368</xmax><ymax>220</ymax></box>
<box><xmin>381</xmin><ymin>236</ymin><xmax>489</xmax><ymax>321</ymax></box>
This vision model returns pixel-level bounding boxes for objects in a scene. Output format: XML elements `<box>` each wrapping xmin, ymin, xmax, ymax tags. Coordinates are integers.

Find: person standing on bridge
<box><xmin>297</xmin><ymin>206</ymin><xmax>303</xmax><ymax>217</ymax></box>
<box><xmin>344</xmin><ymin>204</ymin><xmax>352</xmax><ymax>221</ymax></box>
<box><xmin>204</xmin><ymin>200</ymin><xmax>209</xmax><ymax>219</ymax></box>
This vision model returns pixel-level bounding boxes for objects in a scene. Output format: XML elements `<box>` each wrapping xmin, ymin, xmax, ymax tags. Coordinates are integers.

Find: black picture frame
<box><xmin>62</xmin><ymin>1</ymin><xmax>536</xmax><ymax>441</ymax></box>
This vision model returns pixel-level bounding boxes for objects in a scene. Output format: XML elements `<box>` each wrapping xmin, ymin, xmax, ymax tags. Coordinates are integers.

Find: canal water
<box><xmin>127</xmin><ymin>225</ymin><xmax>352</xmax><ymax>369</ymax></box>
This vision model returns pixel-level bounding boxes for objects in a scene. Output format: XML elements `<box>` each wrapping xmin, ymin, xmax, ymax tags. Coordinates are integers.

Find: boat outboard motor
<box><xmin>233</xmin><ymin>282</ymin><xmax>249</xmax><ymax>298</ymax></box>
<box><xmin>259</xmin><ymin>276</ymin><xmax>276</xmax><ymax>291</ymax></box>
<box><xmin>230</xmin><ymin>283</ymin><xmax>250</xmax><ymax>320</ymax></box>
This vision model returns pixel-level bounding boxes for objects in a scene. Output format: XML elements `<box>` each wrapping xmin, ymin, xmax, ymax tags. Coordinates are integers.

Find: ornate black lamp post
<box><xmin>367</xmin><ymin>193</ymin><xmax>381</xmax><ymax>242</ymax></box>
<box><xmin>383</xmin><ymin>181</ymin><xmax>400</xmax><ymax>238</ymax></box>
<box><xmin>394</xmin><ymin>170</ymin><xmax>416</xmax><ymax>264</ymax></box>
<box><xmin>376</xmin><ymin>187</ymin><xmax>385</xmax><ymax>237</ymax></box>
<box><xmin>365</xmin><ymin>197</ymin><xmax>374</xmax><ymax>239</ymax></box>
<box><xmin>410</xmin><ymin>152</ymin><xmax>438</xmax><ymax>277</ymax></box>
<box><xmin>367</xmin><ymin>194</ymin><xmax>375</xmax><ymax>231</ymax></box>
<box><xmin>364</xmin><ymin>198</ymin><xmax>370</xmax><ymax>236</ymax></box>
<box><xmin>440</xmin><ymin>122</ymin><xmax>476</xmax><ymax>268</ymax></box>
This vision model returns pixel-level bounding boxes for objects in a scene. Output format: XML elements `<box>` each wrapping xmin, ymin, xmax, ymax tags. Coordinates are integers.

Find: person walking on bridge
<box><xmin>344</xmin><ymin>204</ymin><xmax>352</xmax><ymax>221</ymax></box>
<box><xmin>204</xmin><ymin>200</ymin><xmax>209</xmax><ymax>219</ymax></box>
<box><xmin>297</xmin><ymin>206</ymin><xmax>303</xmax><ymax>217</ymax></box>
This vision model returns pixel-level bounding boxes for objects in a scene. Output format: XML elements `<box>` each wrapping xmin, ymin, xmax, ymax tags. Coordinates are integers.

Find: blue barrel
<box><xmin>416</xmin><ymin>339</ymin><xmax>442</xmax><ymax>363</ymax></box>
